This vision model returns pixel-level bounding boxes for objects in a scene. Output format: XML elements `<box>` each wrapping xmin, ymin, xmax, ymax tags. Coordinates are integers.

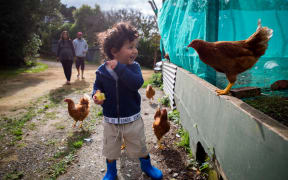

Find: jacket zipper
<box><xmin>101</xmin><ymin>65</ymin><xmax>120</xmax><ymax>124</ymax></box>
<box><xmin>115</xmin><ymin>79</ymin><xmax>120</xmax><ymax>124</ymax></box>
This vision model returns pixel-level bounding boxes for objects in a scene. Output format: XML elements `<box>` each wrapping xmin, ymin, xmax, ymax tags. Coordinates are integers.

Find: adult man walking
<box><xmin>73</xmin><ymin>32</ymin><xmax>88</xmax><ymax>79</ymax></box>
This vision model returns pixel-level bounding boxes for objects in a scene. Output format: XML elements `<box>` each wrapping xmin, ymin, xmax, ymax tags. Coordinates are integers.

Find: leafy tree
<box><xmin>0</xmin><ymin>0</ymin><xmax>41</xmax><ymax>67</ymax></box>
<box><xmin>37</xmin><ymin>0</ymin><xmax>63</xmax><ymax>55</ymax></box>
<box><xmin>102</xmin><ymin>9</ymin><xmax>160</xmax><ymax>67</ymax></box>
<box><xmin>72</xmin><ymin>4</ymin><xmax>106</xmax><ymax>45</ymax></box>
<box><xmin>0</xmin><ymin>0</ymin><xmax>62</xmax><ymax>67</ymax></box>
<box><xmin>60</xmin><ymin>4</ymin><xmax>76</xmax><ymax>23</ymax></box>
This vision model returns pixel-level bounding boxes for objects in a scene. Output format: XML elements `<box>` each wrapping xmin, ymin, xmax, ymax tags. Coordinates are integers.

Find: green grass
<box><xmin>0</xmin><ymin>95</ymin><xmax>56</xmax><ymax>151</ymax></box>
<box><xmin>48</xmin><ymin>130</ymin><xmax>91</xmax><ymax>179</ymax></box>
<box><xmin>54</xmin><ymin>151</ymin><xmax>65</xmax><ymax>158</ymax></box>
<box><xmin>12</xmin><ymin>129</ymin><xmax>23</xmax><ymax>136</ymax></box>
<box><xmin>53</xmin><ymin>122</ymin><xmax>65</xmax><ymax>130</ymax></box>
<box><xmin>17</xmin><ymin>142</ymin><xmax>27</xmax><ymax>148</ymax></box>
<box><xmin>3</xmin><ymin>170</ymin><xmax>24</xmax><ymax>180</ymax></box>
<box><xmin>24</xmin><ymin>62</ymin><xmax>48</xmax><ymax>73</ymax></box>
<box><xmin>177</xmin><ymin>128</ymin><xmax>192</xmax><ymax>155</ymax></box>
<box><xmin>27</xmin><ymin>122</ymin><xmax>37</xmax><ymax>130</ymax></box>
<box><xmin>39</xmin><ymin>102</ymin><xmax>57</xmax><ymax>113</ymax></box>
<box><xmin>66</xmin><ymin>131</ymin><xmax>90</xmax><ymax>155</ymax></box>
<box><xmin>46</xmin><ymin>139</ymin><xmax>57</xmax><ymax>146</ymax></box>
<box><xmin>49</xmin><ymin>88</ymin><xmax>74</xmax><ymax>104</ymax></box>
<box><xmin>72</xmin><ymin>140</ymin><xmax>83</xmax><ymax>148</ymax></box>
<box><xmin>45</xmin><ymin>112</ymin><xmax>57</xmax><ymax>120</ymax></box>
<box><xmin>0</xmin><ymin>62</ymin><xmax>48</xmax><ymax>79</ymax></box>
<box><xmin>96</xmin><ymin>110</ymin><xmax>103</xmax><ymax>117</ymax></box>
<box><xmin>1</xmin><ymin>109</ymin><xmax>37</xmax><ymax>145</ymax></box>
<box><xmin>49</xmin><ymin>153</ymin><xmax>74</xmax><ymax>179</ymax></box>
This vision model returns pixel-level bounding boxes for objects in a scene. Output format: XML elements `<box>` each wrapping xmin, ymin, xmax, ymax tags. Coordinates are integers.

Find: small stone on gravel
<box><xmin>173</xmin><ymin>173</ymin><xmax>179</xmax><ymax>178</ymax></box>
<box><xmin>84</xmin><ymin>138</ymin><xmax>93</xmax><ymax>142</ymax></box>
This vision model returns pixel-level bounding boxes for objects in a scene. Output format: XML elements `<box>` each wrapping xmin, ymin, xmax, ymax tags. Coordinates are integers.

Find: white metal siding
<box><xmin>162</xmin><ymin>61</ymin><xmax>177</xmax><ymax>109</ymax></box>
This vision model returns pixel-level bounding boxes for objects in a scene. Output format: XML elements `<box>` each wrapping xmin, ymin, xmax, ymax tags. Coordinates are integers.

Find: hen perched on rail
<box><xmin>188</xmin><ymin>19</ymin><xmax>273</xmax><ymax>95</ymax></box>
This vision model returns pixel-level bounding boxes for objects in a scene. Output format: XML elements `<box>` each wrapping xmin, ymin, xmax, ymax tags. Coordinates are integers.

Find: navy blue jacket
<box><xmin>92</xmin><ymin>61</ymin><xmax>144</xmax><ymax>119</ymax></box>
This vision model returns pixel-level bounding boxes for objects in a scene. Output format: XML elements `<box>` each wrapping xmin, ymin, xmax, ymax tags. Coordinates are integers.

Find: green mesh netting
<box><xmin>158</xmin><ymin>0</ymin><xmax>288</xmax><ymax>92</ymax></box>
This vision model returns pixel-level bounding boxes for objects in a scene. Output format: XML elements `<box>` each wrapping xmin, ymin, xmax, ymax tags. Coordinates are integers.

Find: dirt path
<box><xmin>0</xmin><ymin>60</ymin><xmax>96</xmax><ymax>114</ymax></box>
<box><xmin>0</xmin><ymin>61</ymin><xmax>201</xmax><ymax>180</ymax></box>
<box><xmin>58</xmin><ymin>89</ymin><xmax>165</xmax><ymax>180</ymax></box>
<box><xmin>0</xmin><ymin>60</ymin><xmax>153</xmax><ymax>115</ymax></box>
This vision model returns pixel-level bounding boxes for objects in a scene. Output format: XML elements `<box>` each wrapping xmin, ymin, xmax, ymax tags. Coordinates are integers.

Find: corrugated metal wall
<box><xmin>174</xmin><ymin>66</ymin><xmax>288</xmax><ymax>180</ymax></box>
<box><xmin>162</xmin><ymin>61</ymin><xmax>177</xmax><ymax>108</ymax></box>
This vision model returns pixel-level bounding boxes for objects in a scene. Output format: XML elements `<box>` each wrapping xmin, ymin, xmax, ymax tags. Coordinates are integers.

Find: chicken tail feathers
<box><xmin>246</xmin><ymin>19</ymin><xmax>273</xmax><ymax>58</ymax></box>
<box><xmin>80</xmin><ymin>94</ymin><xmax>90</xmax><ymax>106</ymax></box>
<box><xmin>83</xmin><ymin>94</ymin><xmax>90</xmax><ymax>101</ymax></box>
<box><xmin>256</xmin><ymin>19</ymin><xmax>273</xmax><ymax>38</ymax></box>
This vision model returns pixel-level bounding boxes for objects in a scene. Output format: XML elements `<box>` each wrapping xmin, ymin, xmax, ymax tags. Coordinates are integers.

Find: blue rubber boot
<box><xmin>103</xmin><ymin>160</ymin><xmax>117</xmax><ymax>180</ymax></box>
<box><xmin>139</xmin><ymin>155</ymin><xmax>163</xmax><ymax>180</ymax></box>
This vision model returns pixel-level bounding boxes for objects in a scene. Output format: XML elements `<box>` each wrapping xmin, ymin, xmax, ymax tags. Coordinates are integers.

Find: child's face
<box><xmin>112</xmin><ymin>39</ymin><xmax>138</xmax><ymax>64</ymax></box>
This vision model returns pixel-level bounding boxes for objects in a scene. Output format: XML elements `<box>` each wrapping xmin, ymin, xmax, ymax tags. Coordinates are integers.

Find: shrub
<box><xmin>159</xmin><ymin>95</ymin><xmax>170</xmax><ymax>107</ymax></box>
<box><xmin>23</xmin><ymin>33</ymin><xmax>42</xmax><ymax>60</ymax></box>
<box><xmin>168</xmin><ymin>110</ymin><xmax>180</xmax><ymax>124</ymax></box>
<box><xmin>151</xmin><ymin>73</ymin><xmax>163</xmax><ymax>87</ymax></box>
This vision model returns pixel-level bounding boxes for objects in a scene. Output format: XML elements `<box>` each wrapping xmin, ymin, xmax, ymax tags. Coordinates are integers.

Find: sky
<box><xmin>60</xmin><ymin>0</ymin><xmax>162</xmax><ymax>15</ymax></box>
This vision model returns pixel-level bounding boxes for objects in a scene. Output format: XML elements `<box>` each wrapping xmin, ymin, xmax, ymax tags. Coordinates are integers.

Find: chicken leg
<box><xmin>121</xmin><ymin>140</ymin><xmax>125</xmax><ymax>150</ymax></box>
<box><xmin>216</xmin><ymin>82</ymin><xmax>235</xmax><ymax>95</ymax></box>
<box><xmin>157</xmin><ymin>138</ymin><xmax>164</xmax><ymax>150</ymax></box>
<box><xmin>72</xmin><ymin>121</ymin><xmax>77</xmax><ymax>128</ymax></box>
<box><xmin>79</xmin><ymin>121</ymin><xmax>83</xmax><ymax>128</ymax></box>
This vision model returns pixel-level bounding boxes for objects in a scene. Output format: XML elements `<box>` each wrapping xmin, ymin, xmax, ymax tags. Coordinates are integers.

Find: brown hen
<box><xmin>153</xmin><ymin>108</ymin><xmax>170</xmax><ymax>149</ymax></box>
<box><xmin>188</xmin><ymin>19</ymin><xmax>273</xmax><ymax>95</ymax></box>
<box><xmin>146</xmin><ymin>84</ymin><xmax>155</xmax><ymax>103</ymax></box>
<box><xmin>64</xmin><ymin>95</ymin><xmax>90</xmax><ymax>128</ymax></box>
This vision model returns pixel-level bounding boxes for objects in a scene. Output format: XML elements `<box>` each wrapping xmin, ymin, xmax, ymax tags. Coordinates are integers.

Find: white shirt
<box><xmin>73</xmin><ymin>38</ymin><xmax>88</xmax><ymax>57</ymax></box>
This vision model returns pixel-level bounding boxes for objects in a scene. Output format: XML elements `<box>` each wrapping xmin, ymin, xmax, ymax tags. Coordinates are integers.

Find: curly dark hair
<box><xmin>97</xmin><ymin>22</ymin><xmax>139</xmax><ymax>60</ymax></box>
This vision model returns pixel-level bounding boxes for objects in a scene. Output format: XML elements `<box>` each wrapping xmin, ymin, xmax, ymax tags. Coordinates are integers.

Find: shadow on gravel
<box><xmin>49</xmin><ymin>79</ymin><xmax>90</xmax><ymax>104</ymax></box>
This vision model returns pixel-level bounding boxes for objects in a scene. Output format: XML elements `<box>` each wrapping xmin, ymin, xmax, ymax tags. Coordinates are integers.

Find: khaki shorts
<box><xmin>102</xmin><ymin>117</ymin><xmax>148</xmax><ymax>160</ymax></box>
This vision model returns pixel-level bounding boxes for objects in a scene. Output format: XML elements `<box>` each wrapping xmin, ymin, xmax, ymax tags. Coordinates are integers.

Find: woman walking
<box><xmin>57</xmin><ymin>31</ymin><xmax>75</xmax><ymax>85</ymax></box>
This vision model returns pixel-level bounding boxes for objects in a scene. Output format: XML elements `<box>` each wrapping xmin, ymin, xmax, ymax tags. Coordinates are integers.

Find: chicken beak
<box><xmin>187</xmin><ymin>43</ymin><xmax>192</xmax><ymax>48</ymax></box>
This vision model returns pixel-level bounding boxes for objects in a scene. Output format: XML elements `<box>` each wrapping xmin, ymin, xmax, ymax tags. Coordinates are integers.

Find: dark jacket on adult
<box><xmin>57</xmin><ymin>40</ymin><xmax>75</xmax><ymax>61</ymax></box>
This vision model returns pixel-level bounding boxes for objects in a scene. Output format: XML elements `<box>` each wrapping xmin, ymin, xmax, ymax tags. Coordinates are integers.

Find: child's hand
<box><xmin>93</xmin><ymin>90</ymin><xmax>105</xmax><ymax>105</ymax></box>
<box><xmin>106</xmin><ymin>60</ymin><xmax>118</xmax><ymax>69</ymax></box>
<box><xmin>93</xmin><ymin>95</ymin><xmax>104</xmax><ymax>105</ymax></box>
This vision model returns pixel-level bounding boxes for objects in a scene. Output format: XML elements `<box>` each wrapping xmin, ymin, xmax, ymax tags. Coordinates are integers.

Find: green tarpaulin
<box><xmin>158</xmin><ymin>0</ymin><xmax>288</xmax><ymax>91</ymax></box>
